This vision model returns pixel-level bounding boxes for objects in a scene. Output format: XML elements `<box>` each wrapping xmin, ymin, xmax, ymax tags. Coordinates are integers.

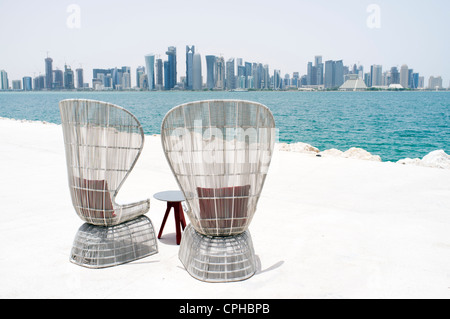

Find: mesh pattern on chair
<box><xmin>161</xmin><ymin>100</ymin><xmax>276</xmax><ymax>237</ymax></box>
<box><xmin>71</xmin><ymin>216</ymin><xmax>158</xmax><ymax>269</ymax></box>
<box><xmin>178</xmin><ymin>224</ymin><xmax>257</xmax><ymax>283</ymax></box>
<box><xmin>60</xmin><ymin>99</ymin><xmax>150</xmax><ymax>226</ymax></box>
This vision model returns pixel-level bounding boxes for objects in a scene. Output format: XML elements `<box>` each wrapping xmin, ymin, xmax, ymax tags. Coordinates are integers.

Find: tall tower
<box><xmin>193</xmin><ymin>52</ymin><xmax>202</xmax><ymax>90</ymax></box>
<box><xmin>45</xmin><ymin>57</ymin><xmax>53</xmax><ymax>90</ymax></box>
<box><xmin>186</xmin><ymin>46</ymin><xmax>195</xmax><ymax>90</ymax></box>
<box><xmin>145</xmin><ymin>54</ymin><xmax>155</xmax><ymax>90</ymax></box>
<box><xmin>0</xmin><ymin>70</ymin><xmax>8</xmax><ymax>90</ymax></box>
<box><xmin>215</xmin><ymin>56</ymin><xmax>225</xmax><ymax>90</ymax></box>
<box><xmin>370</xmin><ymin>65</ymin><xmax>383</xmax><ymax>87</ymax></box>
<box><xmin>166</xmin><ymin>46</ymin><xmax>177</xmax><ymax>90</ymax></box>
<box><xmin>76</xmin><ymin>68</ymin><xmax>84</xmax><ymax>89</ymax></box>
<box><xmin>155</xmin><ymin>58</ymin><xmax>163</xmax><ymax>89</ymax></box>
<box><xmin>205</xmin><ymin>55</ymin><xmax>216</xmax><ymax>90</ymax></box>
<box><xmin>226</xmin><ymin>58</ymin><xmax>235</xmax><ymax>90</ymax></box>
<box><xmin>400</xmin><ymin>64</ymin><xmax>409</xmax><ymax>88</ymax></box>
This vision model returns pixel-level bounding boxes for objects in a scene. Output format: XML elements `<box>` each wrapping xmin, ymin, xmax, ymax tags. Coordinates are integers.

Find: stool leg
<box><xmin>179</xmin><ymin>203</ymin><xmax>186</xmax><ymax>230</ymax></box>
<box><xmin>158</xmin><ymin>204</ymin><xmax>172</xmax><ymax>239</ymax></box>
<box><xmin>174</xmin><ymin>203</ymin><xmax>182</xmax><ymax>245</ymax></box>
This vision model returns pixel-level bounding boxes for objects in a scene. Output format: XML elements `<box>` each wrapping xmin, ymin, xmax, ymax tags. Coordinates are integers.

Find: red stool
<box><xmin>154</xmin><ymin>191</ymin><xmax>187</xmax><ymax>245</ymax></box>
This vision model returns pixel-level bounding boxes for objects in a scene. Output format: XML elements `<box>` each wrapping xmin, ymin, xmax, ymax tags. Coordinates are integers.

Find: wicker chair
<box><xmin>60</xmin><ymin>99</ymin><xmax>158</xmax><ymax>268</ymax></box>
<box><xmin>161</xmin><ymin>100</ymin><xmax>276</xmax><ymax>282</ymax></box>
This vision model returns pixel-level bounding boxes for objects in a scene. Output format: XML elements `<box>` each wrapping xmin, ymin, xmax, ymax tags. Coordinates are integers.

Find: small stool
<box><xmin>154</xmin><ymin>191</ymin><xmax>187</xmax><ymax>245</ymax></box>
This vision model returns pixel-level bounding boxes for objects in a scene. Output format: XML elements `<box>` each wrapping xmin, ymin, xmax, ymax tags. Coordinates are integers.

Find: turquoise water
<box><xmin>0</xmin><ymin>91</ymin><xmax>449</xmax><ymax>162</ymax></box>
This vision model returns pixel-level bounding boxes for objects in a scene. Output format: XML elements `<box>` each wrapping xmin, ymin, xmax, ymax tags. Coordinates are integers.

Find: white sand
<box><xmin>1</xmin><ymin>117</ymin><xmax>450</xmax><ymax>299</ymax></box>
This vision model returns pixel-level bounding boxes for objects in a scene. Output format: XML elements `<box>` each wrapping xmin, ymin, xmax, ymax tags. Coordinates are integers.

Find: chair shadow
<box><xmin>255</xmin><ymin>255</ymin><xmax>284</xmax><ymax>275</ymax></box>
<box><xmin>158</xmin><ymin>232</ymin><xmax>180</xmax><ymax>246</ymax></box>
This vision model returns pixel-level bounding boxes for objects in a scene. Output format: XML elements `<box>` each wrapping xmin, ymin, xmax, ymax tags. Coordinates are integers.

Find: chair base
<box><xmin>70</xmin><ymin>216</ymin><xmax>158</xmax><ymax>269</ymax></box>
<box><xmin>179</xmin><ymin>224</ymin><xmax>257</xmax><ymax>283</ymax></box>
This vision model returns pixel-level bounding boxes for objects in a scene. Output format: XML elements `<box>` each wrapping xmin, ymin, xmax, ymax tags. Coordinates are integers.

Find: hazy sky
<box><xmin>0</xmin><ymin>0</ymin><xmax>449</xmax><ymax>86</ymax></box>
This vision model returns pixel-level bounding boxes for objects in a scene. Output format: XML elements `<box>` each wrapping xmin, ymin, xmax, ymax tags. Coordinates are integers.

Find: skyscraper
<box><xmin>315</xmin><ymin>56</ymin><xmax>324</xmax><ymax>85</ymax></box>
<box><xmin>164</xmin><ymin>61</ymin><xmax>170</xmax><ymax>90</ymax></box>
<box><xmin>53</xmin><ymin>69</ymin><xmax>63</xmax><ymax>89</ymax></box>
<box><xmin>205</xmin><ymin>55</ymin><xmax>216</xmax><ymax>90</ymax></box>
<box><xmin>136</xmin><ymin>66</ymin><xmax>145</xmax><ymax>88</ymax></box>
<box><xmin>334</xmin><ymin>60</ymin><xmax>344</xmax><ymax>88</ymax></box>
<box><xmin>23</xmin><ymin>76</ymin><xmax>32</xmax><ymax>91</ymax></box>
<box><xmin>428</xmin><ymin>76</ymin><xmax>443</xmax><ymax>89</ymax></box>
<box><xmin>324</xmin><ymin>60</ymin><xmax>335</xmax><ymax>88</ymax></box>
<box><xmin>76</xmin><ymin>68</ymin><xmax>84</xmax><ymax>89</ymax></box>
<box><xmin>0</xmin><ymin>70</ymin><xmax>9</xmax><ymax>90</ymax></box>
<box><xmin>166</xmin><ymin>46</ymin><xmax>177</xmax><ymax>90</ymax></box>
<box><xmin>215</xmin><ymin>57</ymin><xmax>225</xmax><ymax>90</ymax></box>
<box><xmin>145</xmin><ymin>54</ymin><xmax>155</xmax><ymax>90</ymax></box>
<box><xmin>45</xmin><ymin>57</ymin><xmax>53</xmax><ymax>90</ymax></box>
<box><xmin>154</xmin><ymin>59</ymin><xmax>162</xmax><ymax>90</ymax></box>
<box><xmin>64</xmin><ymin>65</ymin><xmax>75</xmax><ymax>90</ymax></box>
<box><xmin>186</xmin><ymin>46</ymin><xmax>195</xmax><ymax>90</ymax></box>
<box><xmin>324</xmin><ymin>60</ymin><xmax>344</xmax><ymax>89</ymax></box>
<box><xmin>400</xmin><ymin>64</ymin><xmax>409</xmax><ymax>88</ymax></box>
<box><xmin>390</xmin><ymin>67</ymin><xmax>400</xmax><ymax>84</ymax></box>
<box><xmin>226</xmin><ymin>58</ymin><xmax>235</xmax><ymax>90</ymax></box>
<box><xmin>193</xmin><ymin>52</ymin><xmax>202</xmax><ymax>90</ymax></box>
<box><xmin>370</xmin><ymin>65</ymin><xmax>383</xmax><ymax>87</ymax></box>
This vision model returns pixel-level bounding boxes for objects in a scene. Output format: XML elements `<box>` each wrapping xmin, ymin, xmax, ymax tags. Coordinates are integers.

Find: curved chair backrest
<box><xmin>60</xmin><ymin>99</ymin><xmax>146</xmax><ymax>226</ymax></box>
<box><xmin>161</xmin><ymin>100</ymin><xmax>276</xmax><ymax>236</ymax></box>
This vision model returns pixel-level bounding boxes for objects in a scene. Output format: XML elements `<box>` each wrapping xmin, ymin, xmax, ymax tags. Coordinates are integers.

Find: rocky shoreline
<box><xmin>277</xmin><ymin>141</ymin><xmax>450</xmax><ymax>169</ymax></box>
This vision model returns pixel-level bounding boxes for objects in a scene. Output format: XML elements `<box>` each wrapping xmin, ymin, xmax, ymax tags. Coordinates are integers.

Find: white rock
<box><xmin>422</xmin><ymin>150</ymin><xmax>450</xmax><ymax>169</ymax></box>
<box><xmin>397</xmin><ymin>150</ymin><xmax>450</xmax><ymax>169</ymax></box>
<box><xmin>397</xmin><ymin>158</ymin><xmax>423</xmax><ymax>166</ymax></box>
<box><xmin>343</xmin><ymin>147</ymin><xmax>382</xmax><ymax>162</ymax></box>
<box><xmin>319</xmin><ymin>148</ymin><xmax>344</xmax><ymax>157</ymax></box>
<box><xmin>277</xmin><ymin>142</ymin><xmax>319</xmax><ymax>154</ymax></box>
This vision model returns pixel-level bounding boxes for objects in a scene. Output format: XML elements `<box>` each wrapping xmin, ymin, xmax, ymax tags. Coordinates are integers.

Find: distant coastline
<box><xmin>1</xmin><ymin>88</ymin><xmax>449</xmax><ymax>93</ymax></box>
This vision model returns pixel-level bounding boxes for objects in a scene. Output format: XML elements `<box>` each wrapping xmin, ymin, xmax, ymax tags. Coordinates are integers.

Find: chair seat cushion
<box><xmin>72</xmin><ymin>178</ymin><xmax>116</xmax><ymax>219</ymax></box>
<box><xmin>197</xmin><ymin>185</ymin><xmax>250</xmax><ymax>230</ymax></box>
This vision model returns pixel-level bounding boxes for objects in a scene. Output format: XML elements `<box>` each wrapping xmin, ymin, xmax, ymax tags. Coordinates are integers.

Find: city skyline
<box><xmin>0</xmin><ymin>0</ymin><xmax>449</xmax><ymax>84</ymax></box>
<box><xmin>0</xmin><ymin>49</ymin><xmax>445</xmax><ymax>91</ymax></box>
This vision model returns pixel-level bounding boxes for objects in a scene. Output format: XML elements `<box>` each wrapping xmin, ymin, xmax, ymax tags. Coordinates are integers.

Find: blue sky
<box><xmin>0</xmin><ymin>0</ymin><xmax>449</xmax><ymax>86</ymax></box>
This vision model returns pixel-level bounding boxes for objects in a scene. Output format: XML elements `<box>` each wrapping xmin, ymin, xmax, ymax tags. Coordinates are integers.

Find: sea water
<box><xmin>0</xmin><ymin>90</ymin><xmax>448</xmax><ymax>162</ymax></box>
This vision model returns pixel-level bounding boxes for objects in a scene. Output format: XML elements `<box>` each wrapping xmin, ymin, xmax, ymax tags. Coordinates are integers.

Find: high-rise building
<box><xmin>23</xmin><ymin>76</ymin><xmax>32</xmax><ymax>91</ymax></box>
<box><xmin>12</xmin><ymin>80</ymin><xmax>22</xmax><ymax>90</ymax></box>
<box><xmin>273</xmin><ymin>70</ymin><xmax>281</xmax><ymax>89</ymax></box>
<box><xmin>164</xmin><ymin>61</ymin><xmax>170</xmax><ymax>90</ymax></box>
<box><xmin>34</xmin><ymin>75</ymin><xmax>45</xmax><ymax>91</ymax></box>
<box><xmin>226</xmin><ymin>58</ymin><xmax>235</xmax><ymax>90</ymax></box>
<box><xmin>136</xmin><ymin>66</ymin><xmax>145</xmax><ymax>89</ymax></box>
<box><xmin>64</xmin><ymin>65</ymin><xmax>75</xmax><ymax>90</ymax></box>
<box><xmin>324</xmin><ymin>60</ymin><xmax>344</xmax><ymax>88</ymax></box>
<box><xmin>155</xmin><ymin>59</ymin><xmax>163</xmax><ymax>90</ymax></box>
<box><xmin>205</xmin><ymin>55</ymin><xmax>216</xmax><ymax>90</ymax></box>
<box><xmin>370</xmin><ymin>65</ymin><xmax>383</xmax><ymax>87</ymax></box>
<box><xmin>411</xmin><ymin>72</ymin><xmax>419</xmax><ymax>89</ymax></box>
<box><xmin>45</xmin><ymin>57</ymin><xmax>53</xmax><ymax>90</ymax></box>
<box><xmin>0</xmin><ymin>70</ymin><xmax>8</xmax><ymax>90</ymax></box>
<box><xmin>315</xmin><ymin>56</ymin><xmax>324</xmax><ymax>85</ymax></box>
<box><xmin>428</xmin><ymin>76</ymin><xmax>443</xmax><ymax>90</ymax></box>
<box><xmin>145</xmin><ymin>54</ymin><xmax>155</xmax><ymax>90</ymax></box>
<box><xmin>165</xmin><ymin>46</ymin><xmax>177</xmax><ymax>90</ymax></box>
<box><xmin>193</xmin><ymin>52</ymin><xmax>202</xmax><ymax>90</ymax></box>
<box><xmin>53</xmin><ymin>69</ymin><xmax>63</xmax><ymax>89</ymax></box>
<box><xmin>215</xmin><ymin>57</ymin><xmax>225</xmax><ymax>90</ymax></box>
<box><xmin>390</xmin><ymin>67</ymin><xmax>400</xmax><ymax>84</ymax></box>
<box><xmin>334</xmin><ymin>60</ymin><xmax>344</xmax><ymax>88</ymax></box>
<box><xmin>400</xmin><ymin>64</ymin><xmax>409</xmax><ymax>88</ymax></box>
<box><xmin>186</xmin><ymin>46</ymin><xmax>195</xmax><ymax>90</ymax></box>
<box><xmin>76</xmin><ymin>68</ymin><xmax>84</xmax><ymax>89</ymax></box>
<box><xmin>122</xmin><ymin>72</ymin><xmax>131</xmax><ymax>89</ymax></box>
<box><xmin>324</xmin><ymin>60</ymin><xmax>334</xmax><ymax>88</ymax></box>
